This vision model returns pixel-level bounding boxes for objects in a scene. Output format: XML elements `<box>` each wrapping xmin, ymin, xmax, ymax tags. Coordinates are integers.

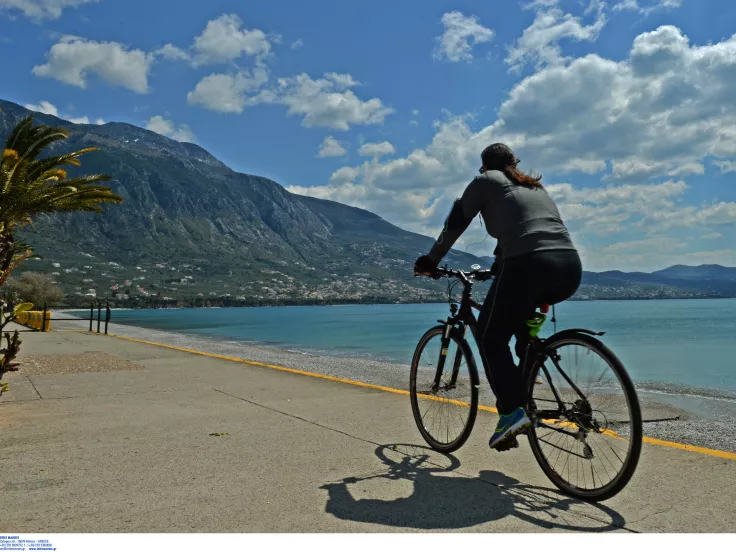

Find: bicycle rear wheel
<box><xmin>526</xmin><ymin>332</ymin><xmax>642</xmax><ymax>502</ymax></box>
<box><xmin>410</xmin><ymin>326</ymin><xmax>479</xmax><ymax>453</ymax></box>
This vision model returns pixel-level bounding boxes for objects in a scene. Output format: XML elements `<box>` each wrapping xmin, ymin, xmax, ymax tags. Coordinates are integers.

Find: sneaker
<box><xmin>489</xmin><ymin>407</ymin><xmax>531</xmax><ymax>450</ymax></box>
<box><xmin>494</xmin><ymin>436</ymin><xmax>519</xmax><ymax>452</ymax></box>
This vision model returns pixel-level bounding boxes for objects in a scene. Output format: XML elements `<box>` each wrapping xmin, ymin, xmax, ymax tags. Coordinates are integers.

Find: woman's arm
<box><xmin>427</xmin><ymin>177</ymin><xmax>486</xmax><ymax>264</ymax></box>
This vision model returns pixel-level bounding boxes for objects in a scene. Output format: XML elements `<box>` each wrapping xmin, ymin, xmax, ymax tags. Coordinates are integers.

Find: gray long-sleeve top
<box><xmin>428</xmin><ymin>170</ymin><xmax>576</xmax><ymax>264</ymax></box>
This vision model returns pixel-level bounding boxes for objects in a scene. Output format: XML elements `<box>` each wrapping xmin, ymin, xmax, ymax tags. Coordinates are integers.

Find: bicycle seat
<box><xmin>538</xmin><ymin>304</ymin><xmax>550</xmax><ymax>314</ymax></box>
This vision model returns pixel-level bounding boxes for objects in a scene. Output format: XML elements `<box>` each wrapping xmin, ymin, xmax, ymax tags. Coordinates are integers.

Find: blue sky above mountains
<box><xmin>2</xmin><ymin>0</ymin><xmax>736</xmax><ymax>271</ymax></box>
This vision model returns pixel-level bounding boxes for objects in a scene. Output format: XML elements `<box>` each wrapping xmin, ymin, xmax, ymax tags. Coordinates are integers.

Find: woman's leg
<box><xmin>476</xmin><ymin>250</ymin><xmax>582</xmax><ymax>415</ymax></box>
<box><xmin>475</xmin><ymin>257</ymin><xmax>536</xmax><ymax>415</ymax></box>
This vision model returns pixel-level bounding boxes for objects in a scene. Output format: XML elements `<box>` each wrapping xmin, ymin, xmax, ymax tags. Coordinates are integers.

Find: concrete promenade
<box><xmin>1</xmin><ymin>329</ymin><xmax>734</xmax><ymax>532</ymax></box>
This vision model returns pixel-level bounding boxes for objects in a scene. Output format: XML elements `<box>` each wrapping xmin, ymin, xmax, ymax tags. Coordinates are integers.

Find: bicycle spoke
<box><xmin>529</xmin><ymin>336</ymin><xmax>641</xmax><ymax>498</ymax></box>
<box><xmin>412</xmin><ymin>331</ymin><xmax>476</xmax><ymax>448</ymax></box>
<box><xmin>596</xmin><ymin>431</ymin><xmax>628</xmax><ymax>465</ymax></box>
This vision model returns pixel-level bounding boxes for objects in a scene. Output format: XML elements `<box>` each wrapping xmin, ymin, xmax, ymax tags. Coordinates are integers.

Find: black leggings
<box><xmin>475</xmin><ymin>249</ymin><xmax>582</xmax><ymax>415</ymax></box>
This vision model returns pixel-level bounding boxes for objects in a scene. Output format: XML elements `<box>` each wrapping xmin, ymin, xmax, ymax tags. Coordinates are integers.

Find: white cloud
<box><xmin>291</xmin><ymin>39</ymin><xmax>304</xmax><ymax>50</ymax></box>
<box><xmin>24</xmin><ymin>99</ymin><xmax>102</xmax><ymax>125</ymax></box>
<box><xmin>525</xmin><ymin>0</ymin><xmax>561</xmax><ymax>8</ymax></box>
<box><xmin>585</xmin><ymin>0</ymin><xmax>604</xmax><ymax>15</ymax></box>
<box><xmin>0</xmin><ymin>0</ymin><xmax>97</xmax><ymax>20</ymax></box>
<box><xmin>288</xmin><ymin>24</ymin><xmax>736</xmax><ymax>266</ymax></box>
<box><xmin>145</xmin><ymin>115</ymin><xmax>196</xmax><ymax>143</ymax></box>
<box><xmin>24</xmin><ymin>100</ymin><xmax>59</xmax><ymax>117</ymax></box>
<box><xmin>328</xmin><ymin>166</ymin><xmax>360</xmax><ymax>185</ymax></box>
<box><xmin>613</xmin><ymin>0</ymin><xmax>682</xmax><ymax>15</ymax></box>
<box><xmin>600</xmin><ymin>235</ymin><xmax>685</xmax><ymax>254</ymax></box>
<box><xmin>358</xmin><ymin>141</ymin><xmax>395</xmax><ymax>159</ymax></box>
<box><xmin>506</xmin><ymin>3</ymin><xmax>606</xmax><ymax>71</ymax></box>
<box><xmin>714</xmin><ymin>160</ymin><xmax>736</xmax><ymax>174</ymax></box>
<box><xmin>264</xmin><ymin>72</ymin><xmax>393</xmax><ymax>130</ymax></box>
<box><xmin>192</xmin><ymin>13</ymin><xmax>272</xmax><ymax>66</ymax></box>
<box><xmin>152</xmin><ymin>14</ymin><xmax>273</xmax><ymax>68</ymax></box>
<box><xmin>586</xmin><ymin>241</ymin><xmax>736</xmax><ymax>272</ymax></box>
<box><xmin>412</xmin><ymin>109</ymin><xmax>420</xmax><ymax>116</ymax></box>
<box><xmin>584</xmin><ymin>244</ymin><xmax>736</xmax><ymax>272</ymax></box>
<box><xmin>323</xmin><ymin>72</ymin><xmax>359</xmax><ymax>88</ymax></box>
<box><xmin>433</xmin><ymin>11</ymin><xmax>494</xmax><ymax>63</ymax></box>
<box><xmin>155</xmin><ymin>43</ymin><xmax>191</xmax><ymax>62</ymax></box>
<box><xmin>316</xmin><ymin>136</ymin><xmax>347</xmax><ymax>158</ymax></box>
<box><xmin>33</xmin><ymin>35</ymin><xmax>153</xmax><ymax>93</ymax></box>
<box><xmin>186</xmin><ymin>68</ymin><xmax>392</xmax><ymax>130</ymax></box>
<box><xmin>493</xmin><ymin>25</ymin><xmax>736</xmax><ymax>179</ymax></box>
<box><xmin>187</xmin><ymin>68</ymin><xmax>269</xmax><ymax>113</ymax></box>
<box><xmin>701</xmin><ymin>232</ymin><xmax>723</xmax><ymax>240</ymax></box>
<box><xmin>547</xmin><ymin>180</ymin><xmax>686</xmax><ymax>234</ymax></box>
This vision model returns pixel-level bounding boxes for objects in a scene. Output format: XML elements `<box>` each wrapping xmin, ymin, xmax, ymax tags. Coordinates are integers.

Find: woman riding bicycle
<box><xmin>414</xmin><ymin>143</ymin><xmax>582</xmax><ymax>451</ymax></box>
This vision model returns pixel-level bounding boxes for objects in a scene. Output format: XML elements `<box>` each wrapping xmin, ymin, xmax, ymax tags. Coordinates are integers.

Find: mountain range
<box><xmin>1</xmin><ymin>98</ymin><xmax>734</xmax><ymax>305</ymax></box>
<box><xmin>0</xmin><ymin>99</ymin><xmax>485</xmax><ymax>305</ymax></box>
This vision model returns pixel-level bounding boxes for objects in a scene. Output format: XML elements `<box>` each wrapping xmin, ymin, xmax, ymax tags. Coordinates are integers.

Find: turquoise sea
<box><xmin>105</xmin><ymin>299</ymin><xmax>736</xmax><ymax>411</ymax></box>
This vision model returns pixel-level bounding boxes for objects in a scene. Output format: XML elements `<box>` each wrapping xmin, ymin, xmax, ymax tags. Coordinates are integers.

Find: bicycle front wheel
<box><xmin>410</xmin><ymin>326</ymin><xmax>479</xmax><ymax>453</ymax></box>
<box><xmin>526</xmin><ymin>332</ymin><xmax>642</xmax><ymax>502</ymax></box>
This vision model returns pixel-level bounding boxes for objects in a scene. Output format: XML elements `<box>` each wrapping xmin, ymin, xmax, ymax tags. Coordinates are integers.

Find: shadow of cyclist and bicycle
<box><xmin>319</xmin><ymin>444</ymin><xmax>628</xmax><ymax>531</ymax></box>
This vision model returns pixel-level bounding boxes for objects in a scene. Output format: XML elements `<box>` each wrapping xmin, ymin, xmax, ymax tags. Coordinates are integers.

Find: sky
<box><xmin>2</xmin><ymin>0</ymin><xmax>736</xmax><ymax>272</ymax></box>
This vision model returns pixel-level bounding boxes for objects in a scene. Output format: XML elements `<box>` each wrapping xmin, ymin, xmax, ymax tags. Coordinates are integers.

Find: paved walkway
<box><xmin>1</xmin><ymin>329</ymin><xmax>734</xmax><ymax>532</ymax></box>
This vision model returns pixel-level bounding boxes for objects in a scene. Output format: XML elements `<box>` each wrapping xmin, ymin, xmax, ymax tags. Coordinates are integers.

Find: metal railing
<box><xmin>86</xmin><ymin>302</ymin><xmax>111</xmax><ymax>334</ymax></box>
<box><xmin>4</xmin><ymin>302</ymin><xmax>112</xmax><ymax>334</ymax></box>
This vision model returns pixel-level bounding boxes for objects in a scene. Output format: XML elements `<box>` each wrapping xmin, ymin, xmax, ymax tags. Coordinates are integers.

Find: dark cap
<box><xmin>480</xmin><ymin>143</ymin><xmax>520</xmax><ymax>173</ymax></box>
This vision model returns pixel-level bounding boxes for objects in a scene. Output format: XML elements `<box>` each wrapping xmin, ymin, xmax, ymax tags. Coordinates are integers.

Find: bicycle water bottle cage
<box><xmin>526</xmin><ymin>313</ymin><xmax>547</xmax><ymax>338</ymax></box>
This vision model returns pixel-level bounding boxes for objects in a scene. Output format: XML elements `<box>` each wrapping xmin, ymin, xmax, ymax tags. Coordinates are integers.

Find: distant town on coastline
<box><xmin>2</xmin><ymin>99</ymin><xmax>735</xmax><ymax>309</ymax></box>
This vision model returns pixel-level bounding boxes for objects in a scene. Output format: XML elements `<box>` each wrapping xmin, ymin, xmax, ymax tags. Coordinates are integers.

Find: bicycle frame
<box><xmin>432</xmin><ymin>267</ymin><xmax>598</xmax><ymax>426</ymax></box>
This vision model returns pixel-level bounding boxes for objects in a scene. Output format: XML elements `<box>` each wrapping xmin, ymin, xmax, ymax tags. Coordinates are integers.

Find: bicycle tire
<box><xmin>410</xmin><ymin>326</ymin><xmax>479</xmax><ymax>453</ymax></box>
<box><xmin>526</xmin><ymin>331</ymin><xmax>643</xmax><ymax>502</ymax></box>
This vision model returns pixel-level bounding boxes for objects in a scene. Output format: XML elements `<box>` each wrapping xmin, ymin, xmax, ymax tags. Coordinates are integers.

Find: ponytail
<box><xmin>502</xmin><ymin>165</ymin><xmax>543</xmax><ymax>189</ymax></box>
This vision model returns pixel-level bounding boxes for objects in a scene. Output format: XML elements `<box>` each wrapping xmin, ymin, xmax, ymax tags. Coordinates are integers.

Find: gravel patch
<box><xmin>19</xmin><ymin>352</ymin><xmax>144</xmax><ymax>375</ymax></box>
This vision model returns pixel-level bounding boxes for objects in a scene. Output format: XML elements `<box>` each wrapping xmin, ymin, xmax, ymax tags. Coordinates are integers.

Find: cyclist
<box><xmin>414</xmin><ymin>143</ymin><xmax>582</xmax><ymax>450</ymax></box>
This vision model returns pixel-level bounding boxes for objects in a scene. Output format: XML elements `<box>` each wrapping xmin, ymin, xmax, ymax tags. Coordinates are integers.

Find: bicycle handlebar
<box><xmin>430</xmin><ymin>266</ymin><xmax>494</xmax><ymax>284</ymax></box>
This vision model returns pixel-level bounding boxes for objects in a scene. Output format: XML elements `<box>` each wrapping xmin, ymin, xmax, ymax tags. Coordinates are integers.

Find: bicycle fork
<box><xmin>431</xmin><ymin>320</ymin><xmax>464</xmax><ymax>392</ymax></box>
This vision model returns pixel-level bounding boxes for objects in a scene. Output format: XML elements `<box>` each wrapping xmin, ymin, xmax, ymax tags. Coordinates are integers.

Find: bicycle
<box><xmin>410</xmin><ymin>264</ymin><xmax>643</xmax><ymax>501</ymax></box>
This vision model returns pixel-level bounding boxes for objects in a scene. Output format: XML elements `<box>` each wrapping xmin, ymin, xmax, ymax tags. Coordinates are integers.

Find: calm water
<box><xmin>105</xmin><ymin>299</ymin><xmax>736</xmax><ymax>401</ymax></box>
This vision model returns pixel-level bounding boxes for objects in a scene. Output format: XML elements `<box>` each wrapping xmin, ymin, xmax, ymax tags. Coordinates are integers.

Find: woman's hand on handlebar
<box><xmin>413</xmin><ymin>255</ymin><xmax>439</xmax><ymax>278</ymax></box>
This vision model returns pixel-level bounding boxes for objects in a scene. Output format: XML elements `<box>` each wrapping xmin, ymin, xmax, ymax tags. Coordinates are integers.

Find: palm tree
<box><xmin>0</xmin><ymin>114</ymin><xmax>122</xmax><ymax>394</ymax></box>
<box><xmin>0</xmin><ymin>115</ymin><xmax>123</xmax><ymax>287</ymax></box>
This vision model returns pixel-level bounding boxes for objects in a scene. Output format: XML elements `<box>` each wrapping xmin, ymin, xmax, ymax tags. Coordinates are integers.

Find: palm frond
<box><xmin>22</xmin><ymin>130</ymin><xmax>71</xmax><ymax>162</ymax></box>
<box><xmin>25</xmin><ymin>148</ymin><xmax>99</xmax><ymax>181</ymax></box>
<box><xmin>0</xmin><ymin>117</ymin><xmax>122</xmax><ymax>255</ymax></box>
<box><xmin>4</xmin><ymin>116</ymin><xmax>34</xmax><ymax>151</ymax></box>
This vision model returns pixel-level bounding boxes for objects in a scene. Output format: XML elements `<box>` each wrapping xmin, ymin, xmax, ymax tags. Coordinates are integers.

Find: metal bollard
<box><xmin>97</xmin><ymin>302</ymin><xmax>101</xmax><ymax>333</ymax></box>
<box><xmin>89</xmin><ymin>304</ymin><xmax>94</xmax><ymax>332</ymax></box>
<box><xmin>105</xmin><ymin>303</ymin><xmax>110</xmax><ymax>335</ymax></box>
<box><xmin>41</xmin><ymin>303</ymin><xmax>47</xmax><ymax>332</ymax></box>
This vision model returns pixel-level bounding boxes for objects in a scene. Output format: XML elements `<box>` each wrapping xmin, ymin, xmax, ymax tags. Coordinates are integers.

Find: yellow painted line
<box><xmin>100</xmin><ymin>332</ymin><xmax>735</xmax><ymax>461</ymax></box>
<box><xmin>106</xmin><ymin>332</ymin><xmax>412</xmax><ymax>398</ymax></box>
<box><xmin>642</xmin><ymin>436</ymin><xmax>736</xmax><ymax>460</ymax></box>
